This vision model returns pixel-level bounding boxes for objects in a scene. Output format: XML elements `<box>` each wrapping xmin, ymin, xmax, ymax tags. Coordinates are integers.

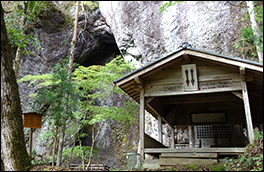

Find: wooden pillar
<box><xmin>188</xmin><ymin>126</ymin><xmax>195</xmax><ymax>148</ymax></box>
<box><xmin>240</xmin><ymin>67</ymin><xmax>254</xmax><ymax>144</ymax></box>
<box><xmin>29</xmin><ymin>128</ymin><xmax>33</xmax><ymax>158</ymax></box>
<box><xmin>158</xmin><ymin>115</ymin><xmax>162</xmax><ymax>144</ymax></box>
<box><xmin>140</xmin><ymin>89</ymin><xmax>145</xmax><ymax>161</ymax></box>
<box><xmin>171</xmin><ymin>126</ymin><xmax>175</xmax><ymax>148</ymax></box>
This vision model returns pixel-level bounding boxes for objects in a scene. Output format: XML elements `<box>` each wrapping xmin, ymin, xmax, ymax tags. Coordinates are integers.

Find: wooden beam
<box><xmin>140</xmin><ymin>89</ymin><xmax>145</xmax><ymax>160</ymax></box>
<box><xmin>144</xmin><ymin>133</ymin><xmax>166</xmax><ymax>148</ymax></box>
<box><xmin>160</xmin><ymin>153</ymin><xmax>217</xmax><ymax>158</ymax></box>
<box><xmin>241</xmin><ymin>79</ymin><xmax>254</xmax><ymax>144</ymax></box>
<box><xmin>240</xmin><ymin>66</ymin><xmax>246</xmax><ymax>81</ymax></box>
<box><xmin>159</xmin><ymin>157</ymin><xmax>217</xmax><ymax>166</ymax></box>
<box><xmin>171</xmin><ymin>126</ymin><xmax>175</xmax><ymax>148</ymax></box>
<box><xmin>232</xmin><ymin>91</ymin><xmax>243</xmax><ymax>99</ymax></box>
<box><xmin>163</xmin><ymin>95</ymin><xmax>240</xmax><ymax>104</ymax></box>
<box><xmin>146</xmin><ymin>97</ymin><xmax>174</xmax><ymax>128</ymax></box>
<box><xmin>135</xmin><ymin>76</ymin><xmax>144</xmax><ymax>89</ymax></box>
<box><xmin>185</xmin><ymin>49</ymin><xmax>263</xmax><ymax>72</ymax></box>
<box><xmin>158</xmin><ymin>115</ymin><xmax>162</xmax><ymax>144</ymax></box>
<box><xmin>146</xmin><ymin>97</ymin><xmax>154</xmax><ymax>104</ymax></box>
<box><xmin>145</xmin><ymin>86</ymin><xmax>242</xmax><ymax>97</ymax></box>
<box><xmin>144</xmin><ymin>147</ymin><xmax>246</xmax><ymax>154</ymax></box>
<box><xmin>183</xmin><ymin>53</ymin><xmax>190</xmax><ymax>63</ymax></box>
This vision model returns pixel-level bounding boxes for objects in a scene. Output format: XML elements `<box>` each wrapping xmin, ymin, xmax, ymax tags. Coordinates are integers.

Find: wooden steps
<box><xmin>69</xmin><ymin>164</ymin><xmax>110</xmax><ymax>171</ymax></box>
<box><xmin>159</xmin><ymin>152</ymin><xmax>218</xmax><ymax>166</ymax></box>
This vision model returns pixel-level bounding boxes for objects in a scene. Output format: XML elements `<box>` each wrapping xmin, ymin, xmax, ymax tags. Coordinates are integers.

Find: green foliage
<box><xmin>62</xmin><ymin>145</ymin><xmax>98</xmax><ymax>165</ymax></box>
<box><xmin>236</xmin><ymin>26</ymin><xmax>256</xmax><ymax>56</ymax></box>
<box><xmin>72</xmin><ymin>55</ymin><xmax>138</xmax><ymax>125</ymax></box>
<box><xmin>159</xmin><ymin>1</ymin><xmax>183</xmax><ymax>13</ymax></box>
<box><xmin>209</xmin><ymin>164</ymin><xmax>225</xmax><ymax>171</ymax></box>
<box><xmin>31</xmin><ymin>147</ymin><xmax>45</xmax><ymax>165</ymax></box>
<box><xmin>83</xmin><ymin>1</ymin><xmax>99</xmax><ymax>13</ymax></box>
<box><xmin>186</xmin><ymin>164</ymin><xmax>199</xmax><ymax>170</ymax></box>
<box><xmin>17</xmin><ymin>73</ymin><xmax>53</xmax><ymax>87</ymax></box>
<box><xmin>19</xmin><ymin>55</ymin><xmax>139</xmax><ymax>167</ymax></box>
<box><xmin>18</xmin><ymin>58</ymin><xmax>79</xmax><ymax>127</ymax></box>
<box><xmin>4</xmin><ymin>8</ymin><xmax>42</xmax><ymax>56</ymax></box>
<box><xmin>223</xmin><ymin>130</ymin><xmax>263</xmax><ymax>171</ymax></box>
<box><xmin>236</xmin><ymin>1</ymin><xmax>263</xmax><ymax>61</ymax></box>
<box><xmin>27</xmin><ymin>1</ymin><xmax>49</xmax><ymax>22</ymax></box>
<box><xmin>62</xmin><ymin>145</ymin><xmax>90</xmax><ymax>159</ymax></box>
<box><xmin>38</xmin><ymin>130</ymin><xmax>55</xmax><ymax>142</ymax></box>
<box><xmin>3</xmin><ymin>1</ymin><xmax>51</xmax><ymax>59</ymax></box>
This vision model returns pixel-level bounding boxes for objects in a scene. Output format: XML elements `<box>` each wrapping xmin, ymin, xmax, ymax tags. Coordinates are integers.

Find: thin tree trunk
<box><xmin>13</xmin><ymin>1</ymin><xmax>28</xmax><ymax>78</ymax></box>
<box><xmin>68</xmin><ymin>1</ymin><xmax>80</xmax><ymax>80</ymax></box>
<box><xmin>52</xmin><ymin>120</ymin><xmax>59</xmax><ymax>166</ymax></box>
<box><xmin>57</xmin><ymin>1</ymin><xmax>79</xmax><ymax>166</ymax></box>
<box><xmin>246</xmin><ymin>1</ymin><xmax>263</xmax><ymax>62</ymax></box>
<box><xmin>1</xmin><ymin>4</ymin><xmax>31</xmax><ymax>170</ymax></box>
<box><xmin>85</xmin><ymin>123</ymin><xmax>103</xmax><ymax>170</ymax></box>
<box><xmin>56</xmin><ymin>120</ymin><xmax>66</xmax><ymax>166</ymax></box>
<box><xmin>79</xmin><ymin>137</ymin><xmax>85</xmax><ymax>169</ymax></box>
<box><xmin>68</xmin><ymin>124</ymin><xmax>85</xmax><ymax>167</ymax></box>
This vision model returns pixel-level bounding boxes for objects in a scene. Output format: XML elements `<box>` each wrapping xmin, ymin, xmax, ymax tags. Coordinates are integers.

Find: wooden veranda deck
<box><xmin>143</xmin><ymin>147</ymin><xmax>246</xmax><ymax>167</ymax></box>
<box><xmin>145</xmin><ymin>147</ymin><xmax>246</xmax><ymax>155</ymax></box>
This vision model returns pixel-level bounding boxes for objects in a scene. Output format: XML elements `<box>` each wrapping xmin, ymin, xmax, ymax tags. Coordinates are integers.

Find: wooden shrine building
<box><xmin>113</xmin><ymin>42</ymin><xmax>263</xmax><ymax>166</ymax></box>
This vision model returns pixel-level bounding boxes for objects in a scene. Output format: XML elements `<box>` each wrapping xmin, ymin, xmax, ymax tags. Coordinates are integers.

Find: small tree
<box><xmin>18</xmin><ymin>56</ymin><xmax>138</xmax><ymax>167</ymax></box>
<box><xmin>71</xmin><ymin>55</ymin><xmax>138</xmax><ymax>169</ymax></box>
<box><xmin>18</xmin><ymin>58</ymin><xmax>79</xmax><ymax>166</ymax></box>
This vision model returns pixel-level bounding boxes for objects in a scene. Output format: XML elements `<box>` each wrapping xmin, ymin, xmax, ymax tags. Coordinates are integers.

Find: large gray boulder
<box><xmin>99</xmin><ymin>1</ymin><xmax>250</xmax><ymax>67</ymax></box>
<box><xmin>17</xmin><ymin>2</ymin><xmax>120</xmax><ymax>162</ymax></box>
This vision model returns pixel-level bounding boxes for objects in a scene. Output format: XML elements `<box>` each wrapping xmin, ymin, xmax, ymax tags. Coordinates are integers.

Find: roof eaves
<box><xmin>187</xmin><ymin>47</ymin><xmax>263</xmax><ymax>67</ymax></box>
<box><xmin>114</xmin><ymin>45</ymin><xmax>263</xmax><ymax>84</ymax></box>
<box><xmin>113</xmin><ymin>47</ymin><xmax>184</xmax><ymax>84</ymax></box>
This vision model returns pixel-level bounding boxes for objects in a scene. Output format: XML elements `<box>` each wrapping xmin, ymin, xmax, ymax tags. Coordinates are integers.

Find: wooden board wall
<box><xmin>143</xmin><ymin>57</ymin><xmax>242</xmax><ymax>97</ymax></box>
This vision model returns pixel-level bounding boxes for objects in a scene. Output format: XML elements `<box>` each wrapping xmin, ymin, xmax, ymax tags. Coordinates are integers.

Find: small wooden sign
<box><xmin>23</xmin><ymin>112</ymin><xmax>43</xmax><ymax>128</ymax></box>
<box><xmin>191</xmin><ymin>112</ymin><xmax>226</xmax><ymax>124</ymax></box>
<box><xmin>181</xmin><ymin>64</ymin><xmax>198</xmax><ymax>91</ymax></box>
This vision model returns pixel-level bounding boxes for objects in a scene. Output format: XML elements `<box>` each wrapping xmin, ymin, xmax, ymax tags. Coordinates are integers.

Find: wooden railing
<box><xmin>174</xmin><ymin>144</ymin><xmax>189</xmax><ymax>149</ymax></box>
<box><xmin>174</xmin><ymin>143</ymin><xmax>201</xmax><ymax>149</ymax></box>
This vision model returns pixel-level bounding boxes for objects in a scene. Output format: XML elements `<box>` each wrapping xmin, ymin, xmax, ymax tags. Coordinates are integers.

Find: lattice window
<box><xmin>196</xmin><ymin>126</ymin><xmax>213</xmax><ymax>139</ymax></box>
<box><xmin>196</xmin><ymin>125</ymin><xmax>232</xmax><ymax>139</ymax></box>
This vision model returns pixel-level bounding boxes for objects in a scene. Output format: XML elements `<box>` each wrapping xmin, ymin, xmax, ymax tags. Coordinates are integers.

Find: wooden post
<box><xmin>189</xmin><ymin>126</ymin><xmax>195</xmax><ymax>148</ymax></box>
<box><xmin>240</xmin><ymin>67</ymin><xmax>254</xmax><ymax>144</ymax></box>
<box><xmin>171</xmin><ymin>126</ymin><xmax>175</xmax><ymax>148</ymax></box>
<box><xmin>29</xmin><ymin>128</ymin><xmax>33</xmax><ymax>158</ymax></box>
<box><xmin>158</xmin><ymin>115</ymin><xmax>162</xmax><ymax>144</ymax></box>
<box><xmin>140</xmin><ymin>89</ymin><xmax>145</xmax><ymax>161</ymax></box>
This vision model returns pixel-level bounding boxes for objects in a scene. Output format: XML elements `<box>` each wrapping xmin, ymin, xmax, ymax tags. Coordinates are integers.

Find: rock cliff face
<box><xmin>17</xmin><ymin>2</ymin><xmax>121</xmax><ymax>163</ymax></box>
<box><xmin>98</xmin><ymin>0</ymin><xmax>251</xmax><ymax>162</ymax></box>
<box><xmin>15</xmin><ymin>1</ymin><xmax>252</xmax><ymax>169</ymax></box>
<box><xmin>99</xmin><ymin>1</ymin><xmax>250</xmax><ymax>67</ymax></box>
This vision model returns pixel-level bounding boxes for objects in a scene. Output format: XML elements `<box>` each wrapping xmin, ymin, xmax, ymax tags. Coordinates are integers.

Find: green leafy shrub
<box><xmin>223</xmin><ymin>130</ymin><xmax>263</xmax><ymax>171</ymax></box>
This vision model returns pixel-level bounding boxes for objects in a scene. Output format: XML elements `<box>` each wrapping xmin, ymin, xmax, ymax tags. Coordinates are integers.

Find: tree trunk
<box><xmin>79</xmin><ymin>137</ymin><xmax>85</xmax><ymax>169</ymax></box>
<box><xmin>57</xmin><ymin>1</ymin><xmax>79</xmax><ymax>166</ymax></box>
<box><xmin>246</xmin><ymin>1</ymin><xmax>263</xmax><ymax>62</ymax></box>
<box><xmin>1</xmin><ymin>158</ymin><xmax>4</xmax><ymax>171</ymax></box>
<box><xmin>85</xmin><ymin>123</ymin><xmax>103</xmax><ymax>170</ymax></box>
<box><xmin>52</xmin><ymin>120</ymin><xmax>59</xmax><ymax>166</ymax></box>
<box><xmin>56</xmin><ymin>122</ymin><xmax>65</xmax><ymax>166</ymax></box>
<box><xmin>1</xmin><ymin>4</ymin><xmax>32</xmax><ymax>171</ymax></box>
<box><xmin>68</xmin><ymin>1</ymin><xmax>79</xmax><ymax>80</ymax></box>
